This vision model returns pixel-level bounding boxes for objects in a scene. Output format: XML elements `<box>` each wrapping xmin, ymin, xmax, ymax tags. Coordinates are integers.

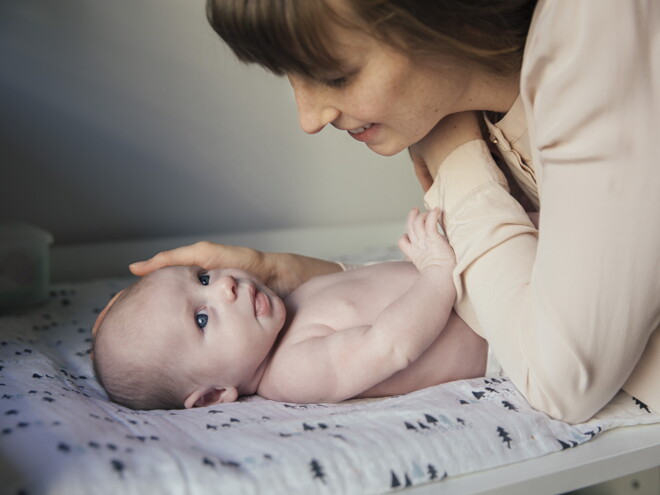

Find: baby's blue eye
<box><xmin>196</xmin><ymin>312</ymin><xmax>208</xmax><ymax>330</ymax></box>
<box><xmin>199</xmin><ymin>274</ymin><xmax>210</xmax><ymax>286</ymax></box>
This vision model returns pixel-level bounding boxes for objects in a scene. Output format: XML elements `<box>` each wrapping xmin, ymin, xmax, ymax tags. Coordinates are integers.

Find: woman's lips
<box><xmin>347</xmin><ymin>123</ymin><xmax>379</xmax><ymax>143</ymax></box>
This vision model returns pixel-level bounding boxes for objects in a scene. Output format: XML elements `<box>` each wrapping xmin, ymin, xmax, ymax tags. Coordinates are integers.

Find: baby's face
<box><xmin>136</xmin><ymin>266</ymin><xmax>286</xmax><ymax>396</ymax></box>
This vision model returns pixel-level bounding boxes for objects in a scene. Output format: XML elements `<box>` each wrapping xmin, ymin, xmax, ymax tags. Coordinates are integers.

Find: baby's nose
<box><xmin>218</xmin><ymin>275</ymin><xmax>237</xmax><ymax>302</ymax></box>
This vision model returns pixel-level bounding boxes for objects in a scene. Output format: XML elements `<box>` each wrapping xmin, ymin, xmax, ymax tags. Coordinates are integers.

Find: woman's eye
<box><xmin>322</xmin><ymin>76</ymin><xmax>348</xmax><ymax>88</ymax></box>
<box><xmin>195</xmin><ymin>311</ymin><xmax>208</xmax><ymax>330</ymax></box>
<box><xmin>199</xmin><ymin>274</ymin><xmax>210</xmax><ymax>286</ymax></box>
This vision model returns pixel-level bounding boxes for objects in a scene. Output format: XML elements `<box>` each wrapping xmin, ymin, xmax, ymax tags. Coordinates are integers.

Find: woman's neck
<box><xmin>464</xmin><ymin>70</ymin><xmax>520</xmax><ymax>114</ymax></box>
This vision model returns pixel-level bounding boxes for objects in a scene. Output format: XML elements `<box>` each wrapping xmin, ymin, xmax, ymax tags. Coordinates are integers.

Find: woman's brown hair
<box><xmin>206</xmin><ymin>0</ymin><xmax>538</xmax><ymax>77</ymax></box>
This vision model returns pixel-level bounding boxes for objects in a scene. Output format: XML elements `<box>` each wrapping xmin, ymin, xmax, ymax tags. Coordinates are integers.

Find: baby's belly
<box><xmin>357</xmin><ymin>312</ymin><xmax>488</xmax><ymax>398</ymax></box>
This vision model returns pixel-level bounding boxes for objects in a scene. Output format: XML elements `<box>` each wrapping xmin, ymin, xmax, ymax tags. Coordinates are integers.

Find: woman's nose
<box><xmin>289</xmin><ymin>75</ymin><xmax>341</xmax><ymax>134</ymax></box>
<box><xmin>217</xmin><ymin>275</ymin><xmax>237</xmax><ymax>302</ymax></box>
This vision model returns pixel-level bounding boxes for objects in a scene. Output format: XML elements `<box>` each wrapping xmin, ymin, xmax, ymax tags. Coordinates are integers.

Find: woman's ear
<box><xmin>184</xmin><ymin>386</ymin><xmax>238</xmax><ymax>409</ymax></box>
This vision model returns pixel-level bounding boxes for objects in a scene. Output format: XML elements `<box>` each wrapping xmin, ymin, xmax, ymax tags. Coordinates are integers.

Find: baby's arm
<box><xmin>266</xmin><ymin>208</ymin><xmax>457</xmax><ymax>403</ymax></box>
<box><xmin>385</xmin><ymin>206</ymin><xmax>457</xmax><ymax>364</ymax></box>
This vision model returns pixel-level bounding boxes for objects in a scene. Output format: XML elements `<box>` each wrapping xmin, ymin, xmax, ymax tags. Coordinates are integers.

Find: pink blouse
<box><xmin>423</xmin><ymin>0</ymin><xmax>660</xmax><ymax>423</ymax></box>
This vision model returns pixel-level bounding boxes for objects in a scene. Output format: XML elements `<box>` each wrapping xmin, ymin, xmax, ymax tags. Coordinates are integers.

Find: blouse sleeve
<box><xmin>426</xmin><ymin>0</ymin><xmax>660</xmax><ymax>423</ymax></box>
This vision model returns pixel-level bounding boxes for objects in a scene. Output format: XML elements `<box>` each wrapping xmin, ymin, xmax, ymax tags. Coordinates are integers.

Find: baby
<box><xmin>92</xmin><ymin>208</ymin><xmax>487</xmax><ymax>410</ymax></box>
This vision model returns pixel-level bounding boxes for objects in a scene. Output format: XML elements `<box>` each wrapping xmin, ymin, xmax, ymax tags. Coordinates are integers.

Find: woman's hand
<box><xmin>130</xmin><ymin>241</ymin><xmax>268</xmax><ymax>277</ymax></box>
<box><xmin>129</xmin><ymin>241</ymin><xmax>342</xmax><ymax>297</ymax></box>
<box><xmin>408</xmin><ymin>111</ymin><xmax>484</xmax><ymax>192</ymax></box>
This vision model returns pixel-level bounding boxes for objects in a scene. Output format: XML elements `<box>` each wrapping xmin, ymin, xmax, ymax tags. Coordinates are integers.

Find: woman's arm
<box><xmin>130</xmin><ymin>242</ymin><xmax>342</xmax><ymax>297</ymax></box>
<box><xmin>408</xmin><ymin>111</ymin><xmax>484</xmax><ymax>192</ymax></box>
<box><xmin>423</xmin><ymin>0</ymin><xmax>660</xmax><ymax>422</ymax></box>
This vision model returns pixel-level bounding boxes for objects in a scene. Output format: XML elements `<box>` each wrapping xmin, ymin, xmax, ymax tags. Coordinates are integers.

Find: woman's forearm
<box><xmin>268</xmin><ymin>252</ymin><xmax>343</xmax><ymax>297</ymax></box>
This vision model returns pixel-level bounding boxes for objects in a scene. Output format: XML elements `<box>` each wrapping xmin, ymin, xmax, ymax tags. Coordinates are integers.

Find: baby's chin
<box><xmin>270</xmin><ymin>296</ymin><xmax>288</xmax><ymax>331</ymax></box>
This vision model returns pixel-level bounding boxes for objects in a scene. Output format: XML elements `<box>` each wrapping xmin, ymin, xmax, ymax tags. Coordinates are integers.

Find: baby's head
<box><xmin>92</xmin><ymin>266</ymin><xmax>286</xmax><ymax>410</ymax></box>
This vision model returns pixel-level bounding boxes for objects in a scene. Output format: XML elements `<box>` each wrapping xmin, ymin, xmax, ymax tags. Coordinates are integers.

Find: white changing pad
<box><xmin>1</xmin><ymin>275</ymin><xmax>659</xmax><ymax>495</ymax></box>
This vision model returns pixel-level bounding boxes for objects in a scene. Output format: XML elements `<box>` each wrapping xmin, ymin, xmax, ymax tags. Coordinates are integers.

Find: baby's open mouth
<box><xmin>253</xmin><ymin>289</ymin><xmax>269</xmax><ymax>317</ymax></box>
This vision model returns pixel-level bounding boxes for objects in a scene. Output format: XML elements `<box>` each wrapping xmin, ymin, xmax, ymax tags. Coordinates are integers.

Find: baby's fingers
<box><xmin>411</xmin><ymin>210</ymin><xmax>429</xmax><ymax>239</ymax></box>
<box><xmin>425</xmin><ymin>208</ymin><xmax>441</xmax><ymax>236</ymax></box>
<box><xmin>405</xmin><ymin>207</ymin><xmax>420</xmax><ymax>241</ymax></box>
<box><xmin>398</xmin><ymin>233</ymin><xmax>412</xmax><ymax>260</ymax></box>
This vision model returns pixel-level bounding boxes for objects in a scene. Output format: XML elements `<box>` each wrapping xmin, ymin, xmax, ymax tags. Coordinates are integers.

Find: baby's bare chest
<box><xmin>284</xmin><ymin>262</ymin><xmax>418</xmax><ymax>332</ymax></box>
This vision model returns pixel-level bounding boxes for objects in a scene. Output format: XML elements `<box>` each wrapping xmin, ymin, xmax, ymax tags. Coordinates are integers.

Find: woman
<box><xmin>130</xmin><ymin>0</ymin><xmax>660</xmax><ymax>423</ymax></box>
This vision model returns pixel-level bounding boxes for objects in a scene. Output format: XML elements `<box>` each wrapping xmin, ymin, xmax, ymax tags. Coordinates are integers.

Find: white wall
<box><xmin>0</xmin><ymin>0</ymin><xmax>422</xmax><ymax>246</ymax></box>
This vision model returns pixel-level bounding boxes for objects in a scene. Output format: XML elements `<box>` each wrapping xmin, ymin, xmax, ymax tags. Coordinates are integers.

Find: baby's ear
<box><xmin>92</xmin><ymin>289</ymin><xmax>125</xmax><ymax>338</ymax></box>
<box><xmin>184</xmin><ymin>386</ymin><xmax>238</xmax><ymax>409</ymax></box>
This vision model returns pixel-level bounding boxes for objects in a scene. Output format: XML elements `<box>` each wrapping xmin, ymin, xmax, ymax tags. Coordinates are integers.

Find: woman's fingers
<box><xmin>129</xmin><ymin>243</ymin><xmax>207</xmax><ymax>276</ymax></box>
<box><xmin>129</xmin><ymin>257</ymin><xmax>166</xmax><ymax>276</ymax></box>
<box><xmin>129</xmin><ymin>241</ymin><xmax>258</xmax><ymax>277</ymax></box>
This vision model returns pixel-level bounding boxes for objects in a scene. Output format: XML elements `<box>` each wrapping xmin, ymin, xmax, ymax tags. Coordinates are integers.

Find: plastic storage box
<box><xmin>0</xmin><ymin>223</ymin><xmax>53</xmax><ymax>311</ymax></box>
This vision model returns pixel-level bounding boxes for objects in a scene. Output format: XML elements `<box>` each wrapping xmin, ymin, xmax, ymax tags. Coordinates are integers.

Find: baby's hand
<box><xmin>398</xmin><ymin>208</ymin><xmax>456</xmax><ymax>271</ymax></box>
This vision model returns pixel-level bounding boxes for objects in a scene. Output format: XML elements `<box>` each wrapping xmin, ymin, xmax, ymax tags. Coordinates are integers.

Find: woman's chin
<box><xmin>366</xmin><ymin>140</ymin><xmax>407</xmax><ymax>157</ymax></box>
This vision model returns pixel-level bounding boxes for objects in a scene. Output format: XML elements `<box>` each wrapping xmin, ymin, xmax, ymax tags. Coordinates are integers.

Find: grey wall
<box><xmin>0</xmin><ymin>0</ymin><xmax>422</xmax><ymax>246</ymax></box>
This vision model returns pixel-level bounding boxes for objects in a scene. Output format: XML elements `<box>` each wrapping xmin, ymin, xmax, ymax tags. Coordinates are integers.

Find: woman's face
<box><xmin>287</xmin><ymin>20</ymin><xmax>474</xmax><ymax>156</ymax></box>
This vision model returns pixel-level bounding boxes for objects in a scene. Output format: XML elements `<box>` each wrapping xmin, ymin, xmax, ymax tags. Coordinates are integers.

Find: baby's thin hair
<box><xmin>92</xmin><ymin>279</ymin><xmax>184</xmax><ymax>410</ymax></box>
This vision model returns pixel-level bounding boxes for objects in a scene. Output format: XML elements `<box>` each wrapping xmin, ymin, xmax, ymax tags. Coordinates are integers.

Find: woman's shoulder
<box><xmin>520</xmin><ymin>0</ymin><xmax>657</xmax><ymax>164</ymax></box>
<box><xmin>523</xmin><ymin>0</ymin><xmax>654</xmax><ymax>86</ymax></box>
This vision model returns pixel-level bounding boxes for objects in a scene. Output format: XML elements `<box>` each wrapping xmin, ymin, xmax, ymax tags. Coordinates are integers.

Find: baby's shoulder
<box><xmin>283</xmin><ymin>261</ymin><xmax>418</xmax><ymax>334</ymax></box>
<box><xmin>277</xmin><ymin>321</ymin><xmax>336</xmax><ymax>350</ymax></box>
<box><xmin>354</xmin><ymin>260</ymin><xmax>417</xmax><ymax>278</ymax></box>
<box><xmin>259</xmin><ymin>323</ymin><xmax>337</xmax><ymax>400</ymax></box>
<box><xmin>290</xmin><ymin>261</ymin><xmax>418</xmax><ymax>301</ymax></box>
